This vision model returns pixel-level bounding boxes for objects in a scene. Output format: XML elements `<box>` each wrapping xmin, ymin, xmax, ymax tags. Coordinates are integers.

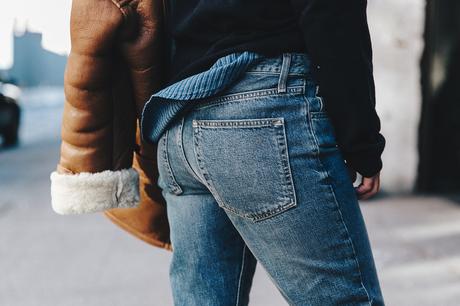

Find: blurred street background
<box><xmin>1</xmin><ymin>0</ymin><xmax>460</xmax><ymax>305</ymax></box>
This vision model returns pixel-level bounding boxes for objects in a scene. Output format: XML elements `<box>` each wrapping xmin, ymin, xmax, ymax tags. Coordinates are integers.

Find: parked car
<box><xmin>0</xmin><ymin>91</ymin><xmax>21</xmax><ymax>147</ymax></box>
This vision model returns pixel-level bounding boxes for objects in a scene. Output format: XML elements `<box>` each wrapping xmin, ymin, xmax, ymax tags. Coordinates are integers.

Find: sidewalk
<box><xmin>364</xmin><ymin>194</ymin><xmax>460</xmax><ymax>306</ymax></box>
<box><xmin>1</xmin><ymin>141</ymin><xmax>460</xmax><ymax>306</ymax></box>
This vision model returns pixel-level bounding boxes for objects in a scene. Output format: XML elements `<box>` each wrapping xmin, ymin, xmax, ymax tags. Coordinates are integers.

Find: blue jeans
<box><xmin>156</xmin><ymin>53</ymin><xmax>384</xmax><ymax>305</ymax></box>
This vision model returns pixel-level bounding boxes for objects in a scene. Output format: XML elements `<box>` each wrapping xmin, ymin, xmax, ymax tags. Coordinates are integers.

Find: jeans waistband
<box><xmin>246</xmin><ymin>52</ymin><xmax>312</xmax><ymax>76</ymax></box>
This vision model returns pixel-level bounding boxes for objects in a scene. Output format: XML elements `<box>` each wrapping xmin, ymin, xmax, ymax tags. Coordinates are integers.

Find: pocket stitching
<box><xmin>193</xmin><ymin>86</ymin><xmax>304</xmax><ymax>111</ymax></box>
<box><xmin>192</xmin><ymin>117</ymin><xmax>297</xmax><ymax>222</ymax></box>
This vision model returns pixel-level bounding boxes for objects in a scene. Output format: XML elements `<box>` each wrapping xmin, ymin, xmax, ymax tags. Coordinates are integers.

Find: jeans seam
<box><xmin>193</xmin><ymin>86</ymin><xmax>304</xmax><ymax>111</ymax></box>
<box><xmin>161</xmin><ymin>130</ymin><xmax>183</xmax><ymax>195</ymax></box>
<box><xmin>317</xmin><ymin>96</ymin><xmax>324</xmax><ymax>112</ymax></box>
<box><xmin>326</xmin><ymin>182</ymin><xmax>373</xmax><ymax>305</ymax></box>
<box><xmin>246</xmin><ymin>71</ymin><xmax>306</xmax><ymax>77</ymax></box>
<box><xmin>222</xmin><ymin>201</ymin><xmax>297</xmax><ymax>222</ymax></box>
<box><xmin>303</xmin><ymin>94</ymin><xmax>322</xmax><ymax>158</ymax></box>
<box><xmin>176</xmin><ymin>116</ymin><xmax>206</xmax><ymax>184</ymax></box>
<box><xmin>301</xmin><ymin>79</ymin><xmax>326</xmax><ymax>177</ymax></box>
<box><xmin>278</xmin><ymin>118</ymin><xmax>298</xmax><ymax>216</ymax></box>
<box><xmin>303</xmin><ymin>81</ymin><xmax>371</xmax><ymax>301</ymax></box>
<box><xmin>303</xmin><ymin>92</ymin><xmax>340</xmax><ymax>154</ymax></box>
<box><xmin>304</xmin><ymin>89</ymin><xmax>372</xmax><ymax>302</ymax></box>
<box><xmin>235</xmin><ymin>244</ymin><xmax>247</xmax><ymax>306</ymax></box>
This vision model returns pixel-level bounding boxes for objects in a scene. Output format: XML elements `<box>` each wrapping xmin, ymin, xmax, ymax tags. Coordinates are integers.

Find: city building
<box><xmin>2</xmin><ymin>28</ymin><xmax>67</xmax><ymax>87</ymax></box>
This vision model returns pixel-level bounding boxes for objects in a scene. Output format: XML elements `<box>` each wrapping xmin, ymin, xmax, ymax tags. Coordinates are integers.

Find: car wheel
<box><xmin>3</xmin><ymin>106</ymin><xmax>20</xmax><ymax>147</ymax></box>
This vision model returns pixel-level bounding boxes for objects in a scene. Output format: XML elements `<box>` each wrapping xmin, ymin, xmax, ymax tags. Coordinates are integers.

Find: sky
<box><xmin>0</xmin><ymin>0</ymin><xmax>71</xmax><ymax>69</ymax></box>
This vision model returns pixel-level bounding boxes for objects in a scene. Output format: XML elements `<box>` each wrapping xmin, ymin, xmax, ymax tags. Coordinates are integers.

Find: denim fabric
<box><xmin>156</xmin><ymin>53</ymin><xmax>385</xmax><ymax>305</ymax></box>
<box><xmin>141</xmin><ymin>51</ymin><xmax>263</xmax><ymax>144</ymax></box>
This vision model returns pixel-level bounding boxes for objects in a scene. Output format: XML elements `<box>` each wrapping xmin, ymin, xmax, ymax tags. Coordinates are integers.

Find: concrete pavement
<box><xmin>0</xmin><ymin>138</ymin><xmax>289</xmax><ymax>306</ymax></box>
<box><xmin>2</xmin><ymin>92</ymin><xmax>460</xmax><ymax>306</ymax></box>
<box><xmin>2</xmin><ymin>139</ymin><xmax>460</xmax><ymax>306</ymax></box>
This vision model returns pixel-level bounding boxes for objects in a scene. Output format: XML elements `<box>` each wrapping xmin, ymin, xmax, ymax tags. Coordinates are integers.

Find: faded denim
<box><xmin>156</xmin><ymin>53</ymin><xmax>385</xmax><ymax>306</ymax></box>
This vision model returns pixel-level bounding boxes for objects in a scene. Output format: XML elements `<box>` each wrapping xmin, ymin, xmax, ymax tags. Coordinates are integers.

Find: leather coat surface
<box><xmin>50</xmin><ymin>0</ymin><xmax>172</xmax><ymax>250</ymax></box>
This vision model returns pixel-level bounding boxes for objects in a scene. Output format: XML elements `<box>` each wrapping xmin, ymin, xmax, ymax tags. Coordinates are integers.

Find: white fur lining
<box><xmin>50</xmin><ymin>168</ymin><xmax>140</xmax><ymax>215</ymax></box>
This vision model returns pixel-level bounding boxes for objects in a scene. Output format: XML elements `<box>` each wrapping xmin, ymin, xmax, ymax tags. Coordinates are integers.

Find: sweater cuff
<box><xmin>345</xmin><ymin>152</ymin><xmax>383</xmax><ymax>178</ymax></box>
<box><xmin>343</xmin><ymin>137</ymin><xmax>385</xmax><ymax>178</ymax></box>
<box><xmin>50</xmin><ymin>168</ymin><xmax>140</xmax><ymax>214</ymax></box>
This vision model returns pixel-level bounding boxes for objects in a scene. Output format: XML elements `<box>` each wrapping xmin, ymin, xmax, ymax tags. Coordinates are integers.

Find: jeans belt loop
<box><xmin>277</xmin><ymin>53</ymin><xmax>292</xmax><ymax>94</ymax></box>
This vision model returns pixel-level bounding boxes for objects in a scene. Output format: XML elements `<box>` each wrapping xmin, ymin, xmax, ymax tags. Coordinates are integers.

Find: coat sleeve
<box><xmin>50</xmin><ymin>0</ymin><xmax>142</xmax><ymax>214</ymax></box>
<box><xmin>50</xmin><ymin>0</ymin><xmax>171</xmax><ymax>250</ymax></box>
<box><xmin>290</xmin><ymin>0</ymin><xmax>386</xmax><ymax>177</ymax></box>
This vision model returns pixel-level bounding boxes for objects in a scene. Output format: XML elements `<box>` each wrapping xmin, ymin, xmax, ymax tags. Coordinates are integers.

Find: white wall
<box><xmin>368</xmin><ymin>0</ymin><xmax>425</xmax><ymax>192</ymax></box>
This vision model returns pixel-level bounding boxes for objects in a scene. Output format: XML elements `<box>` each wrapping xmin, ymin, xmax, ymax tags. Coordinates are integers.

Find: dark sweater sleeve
<box><xmin>290</xmin><ymin>0</ymin><xmax>385</xmax><ymax>177</ymax></box>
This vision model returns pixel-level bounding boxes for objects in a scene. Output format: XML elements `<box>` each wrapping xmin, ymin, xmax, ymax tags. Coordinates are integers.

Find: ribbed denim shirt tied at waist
<box><xmin>140</xmin><ymin>51</ymin><xmax>264</xmax><ymax>144</ymax></box>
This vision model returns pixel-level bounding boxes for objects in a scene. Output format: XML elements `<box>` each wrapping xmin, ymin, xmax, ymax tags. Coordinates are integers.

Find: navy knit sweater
<box><xmin>153</xmin><ymin>0</ymin><xmax>385</xmax><ymax>177</ymax></box>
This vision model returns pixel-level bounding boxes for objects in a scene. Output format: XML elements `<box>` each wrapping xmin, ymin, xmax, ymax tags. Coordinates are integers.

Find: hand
<box><xmin>69</xmin><ymin>0</ymin><xmax>124</xmax><ymax>55</ymax></box>
<box><xmin>346</xmin><ymin>164</ymin><xmax>381</xmax><ymax>200</ymax></box>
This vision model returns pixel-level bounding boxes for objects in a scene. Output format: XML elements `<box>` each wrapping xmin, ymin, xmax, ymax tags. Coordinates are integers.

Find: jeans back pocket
<box><xmin>192</xmin><ymin>117</ymin><xmax>297</xmax><ymax>222</ymax></box>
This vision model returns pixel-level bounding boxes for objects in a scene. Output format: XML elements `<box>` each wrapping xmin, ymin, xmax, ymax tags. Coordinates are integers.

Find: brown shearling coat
<box><xmin>50</xmin><ymin>0</ymin><xmax>172</xmax><ymax>251</ymax></box>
